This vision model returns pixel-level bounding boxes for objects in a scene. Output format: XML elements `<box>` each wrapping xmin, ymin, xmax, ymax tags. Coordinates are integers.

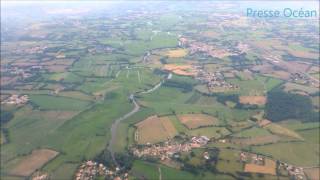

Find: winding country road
<box><xmin>107</xmin><ymin>75</ymin><xmax>167</xmax><ymax>166</ymax></box>
<box><xmin>107</xmin><ymin>94</ymin><xmax>140</xmax><ymax>166</ymax></box>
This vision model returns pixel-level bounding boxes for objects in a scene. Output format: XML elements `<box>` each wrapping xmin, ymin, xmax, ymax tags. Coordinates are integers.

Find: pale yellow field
<box><xmin>239</xmin><ymin>96</ymin><xmax>267</xmax><ymax>105</ymax></box>
<box><xmin>10</xmin><ymin>149</ymin><xmax>59</xmax><ymax>177</ymax></box>
<box><xmin>163</xmin><ymin>64</ymin><xmax>197</xmax><ymax>76</ymax></box>
<box><xmin>135</xmin><ymin>116</ymin><xmax>177</xmax><ymax>144</ymax></box>
<box><xmin>201</xmin><ymin>31</ymin><xmax>218</xmax><ymax>38</ymax></box>
<box><xmin>231</xmin><ymin>135</ymin><xmax>281</xmax><ymax>145</ymax></box>
<box><xmin>264</xmin><ymin>123</ymin><xmax>303</xmax><ymax>140</ymax></box>
<box><xmin>177</xmin><ymin>114</ymin><xmax>218</xmax><ymax>129</ymax></box>
<box><xmin>244</xmin><ymin>158</ymin><xmax>276</xmax><ymax>175</ymax></box>
<box><xmin>304</xmin><ymin>168</ymin><xmax>320</xmax><ymax>180</ymax></box>
<box><xmin>284</xmin><ymin>82</ymin><xmax>319</xmax><ymax>94</ymax></box>
<box><xmin>166</xmin><ymin>49</ymin><xmax>188</xmax><ymax>58</ymax></box>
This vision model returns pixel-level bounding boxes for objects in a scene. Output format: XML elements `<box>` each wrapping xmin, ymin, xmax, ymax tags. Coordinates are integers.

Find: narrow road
<box><xmin>107</xmin><ymin>74</ymin><xmax>169</xmax><ymax>167</ymax></box>
<box><xmin>107</xmin><ymin>94</ymin><xmax>140</xmax><ymax>166</ymax></box>
<box><xmin>264</xmin><ymin>53</ymin><xmax>319</xmax><ymax>83</ymax></box>
<box><xmin>140</xmin><ymin>81</ymin><xmax>163</xmax><ymax>94</ymax></box>
<box><xmin>158</xmin><ymin>167</ymin><xmax>162</xmax><ymax>180</ymax></box>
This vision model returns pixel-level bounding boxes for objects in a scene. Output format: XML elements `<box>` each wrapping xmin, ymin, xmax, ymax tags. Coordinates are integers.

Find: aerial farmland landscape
<box><xmin>0</xmin><ymin>1</ymin><xmax>319</xmax><ymax>180</ymax></box>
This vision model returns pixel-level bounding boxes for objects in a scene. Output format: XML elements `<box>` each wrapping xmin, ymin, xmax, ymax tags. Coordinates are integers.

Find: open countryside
<box><xmin>0</xmin><ymin>1</ymin><xmax>319</xmax><ymax>180</ymax></box>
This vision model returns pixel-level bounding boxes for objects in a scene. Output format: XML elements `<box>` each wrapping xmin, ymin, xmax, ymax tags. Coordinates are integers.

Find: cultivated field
<box><xmin>201</xmin><ymin>31</ymin><xmax>218</xmax><ymax>38</ymax></box>
<box><xmin>10</xmin><ymin>149</ymin><xmax>59</xmax><ymax>177</ymax></box>
<box><xmin>189</xmin><ymin>127</ymin><xmax>231</xmax><ymax>139</ymax></box>
<box><xmin>239</xmin><ymin>96</ymin><xmax>266</xmax><ymax>105</ymax></box>
<box><xmin>235</xmin><ymin>70</ymin><xmax>253</xmax><ymax>80</ymax></box>
<box><xmin>232</xmin><ymin>127</ymin><xmax>270</xmax><ymax>138</ymax></box>
<box><xmin>216</xmin><ymin>149</ymin><xmax>243</xmax><ymax>174</ymax></box>
<box><xmin>283</xmin><ymin>82</ymin><xmax>319</xmax><ymax>94</ymax></box>
<box><xmin>135</xmin><ymin>115</ymin><xmax>178</xmax><ymax>144</ymax></box>
<box><xmin>29</xmin><ymin>95</ymin><xmax>91</xmax><ymax>110</ymax></box>
<box><xmin>166</xmin><ymin>49</ymin><xmax>188</xmax><ymax>58</ymax></box>
<box><xmin>177</xmin><ymin>114</ymin><xmax>219</xmax><ymax>129</ymax></box>
<box><xmin>304</xmin><ymin>167</ymin><xmax>320</xmax><ymax>180</ymax></box>
<box><xmin>231</xmin><ymin>135</ymin><xmax>281</xmax><ymax>145</ymax></box>
<box><xmin>163</xmin><ymin>64</ymin><xmax>197</xmax><ymax>76</ymax></box>
<box><xmin>264</xmin><ymin>123</ymin><xmax>303</xmax><ymax>140</ymax></box>
<box><xmin>244</xmin><ymin>158</ymin><xmax>276</xmax><ymax>175</ymax></box>
<box><xmin>1</xmin><ymin>131</ymin><xmax>6</xmax><ymax>144</ymax></box>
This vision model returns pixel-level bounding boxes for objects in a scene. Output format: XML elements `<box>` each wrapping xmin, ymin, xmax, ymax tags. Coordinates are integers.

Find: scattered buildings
<box><xmin>241</xmin><ymin>152</ymin><xmax>276</xmax><ymax>175</ymax></box>
<box><xmin>291</xmin><ymin>72</ymin><xmax>319</xmax><ymax>88</ymax></box>
<box><xmin>240</xmin><ymin>152</ymin><xmax>308</xmax><ymax>179</ymax></box>
<box><xmin>1</xmin><ymin>95</ymin><xmax>29</xmax><ymax>105</ymax></box>
<box><xmin>279</xmin><ymin>162</ymin><xmax>307</xmax><ymax>180</ymax></box>
<box><xmin>196</xmin><ymin>69</ymin><xmax>238</xmax><ymax>92</ymax></box>
<box><xmin>75</xmin><ymin>161</ymin><xmax>128</xmax><ymax>180</ymax></box>
<box><xmin>240</xmin><ymin>152</ymin><xmax>264</xmax><ymax>165</ymax></box>
<box><xmin>203</xmin><ymin>151</ymin><xmax>210</xmax><ymax>160</ymax></box>
<box><xmin>132</xmin><ymin>136</ymin><xmax>210</xmax><ymax>161</ymax></box>
<box><xmin>258</xmin><ymin>119</ymin><xmax>272</xmax><ymax>127</ymax></box>
<box><xmin>31</xmin><ymin>171</ymin><xmax>49</xmax><ymax>180</ymax></box>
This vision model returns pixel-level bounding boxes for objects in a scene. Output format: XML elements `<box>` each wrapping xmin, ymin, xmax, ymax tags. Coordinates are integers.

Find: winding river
<box><xmin>107</xmin><ymin>74</ymin><xmax>169</xmax><ymax>166</ymax></box>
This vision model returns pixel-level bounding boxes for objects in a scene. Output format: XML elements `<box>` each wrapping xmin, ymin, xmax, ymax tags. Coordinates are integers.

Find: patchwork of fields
<box><xmin>1</xmin><ymin>1</ymin><xmax>319</xmax><ymax>180</ymax></box>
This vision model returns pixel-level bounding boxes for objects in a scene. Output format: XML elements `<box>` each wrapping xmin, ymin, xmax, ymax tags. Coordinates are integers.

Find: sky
<box><xmin>1</xmin><ymin>1</ymin><xmax>319</xmax><ymax>21</ymax></box>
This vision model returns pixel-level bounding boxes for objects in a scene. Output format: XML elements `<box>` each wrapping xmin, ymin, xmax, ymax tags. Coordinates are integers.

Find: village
<box><xmin>132</xmin><ymin>136</ymin><xmax>210</xmax><ymax>161</ymax></box>
<box><xmin>279</xmin><ymin>162</ymin><xmax>307</xmax><ymax>180</ymax></box>
<box><xmin>290</xmin><ymin>72</ymin><xmax>319</xmax><ymax>88</ymax></box>
<box><xmin>239</xmin><ymin>151</ymin><xmax>307</xmax><ymax>180</ymax></box>
<box><xmin>179</xmin><ymin>37</ymin><xmax>249</xmax><ymax>59</ymax></box>
<box><xmin>179</xmin><ymin>37</ymin><xmax>235</xmax><ymax>59</ymax></box>
<box><xmin>195</xmin><ymin>68</ymin><xmax>238</xmax><ymax>92</ymax></box>
<box><xmin>1</xmin><ymin>94</ymin><xmax>29</xmax><ymax>105</ymax></box>
<box><xmin>130</xmin><ymin>134</ymin><xmax>310</xmax><ymax>180</ymax></box>
<box><xmin>74</xmin><ymin>160</ymin><xmax>128</xmax><ymax>180</ymax></box>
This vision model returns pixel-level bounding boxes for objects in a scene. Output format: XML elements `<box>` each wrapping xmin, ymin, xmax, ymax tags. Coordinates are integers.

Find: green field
<box><xmin>104</xmin><ymin>32</ymin><xmax>179</xmax><ymax>56</ymax></box>
<box><xmin>232</xmin><ymin>127</ymin><xmax>271</xmax><ymax>138</ymax></box>
<box><xmin>216</xmin><ymin>149</ymin><xmax>243</xmax><ymax>174</ymax></box>
<box><xmin>227</xmin><ymin>77</ymin><xmax>266</xmax><ymax>96</ymax></box>
<box><xmin>252</xmin><ymin>128</ymin><xmax>320</xmax><ymax>166</ymax></box>
<box><xmin>131</xmin><ymin>160</ymin><xmax>233</xmax><ymax>180</ymax></box>
<box><xmin>112</xmin><ymin>108</ymin><xmax>155</xmax><ymax>153</ymax></box>
<box><xmin>256</xmin><ymin>75</ymin><xmax>283</xmax><ymax>91</ymax></box>
<box><xmin>1</xmin><ymin>91</ymin><xmax>134</xmax><ymax>179</ymax></box>
<box><xmin>189</xmin><ymin>127</ymin><xmax>231</xmax><ymax>139</ymax></box>
<box><xmin>140</xmin><ymin>86</ymin><xmax>256</xmax><ymax>122</ymax></box>
<box><xmin>29</xmin><ymin>94</ymin><xmax>92</xmax><ymax>110</ymax></box>
<box><xmin>44</xmin><ymin>72</ymin><xmax>84</xmax><ymax>83</ymax></box>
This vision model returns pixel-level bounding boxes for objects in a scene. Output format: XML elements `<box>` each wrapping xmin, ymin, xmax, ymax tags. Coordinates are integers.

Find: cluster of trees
<box><xmin>216</xmin><ymin>94</ymin><xmax>260</xmax><ymax>110</ymax></box>
<box><xmin>176</xmin><ymin>148</ymin><xmax>220</xmax><ymax>175</ymax></box>
<box><xmin>104</xmin><ymin>92</ymin><xmax>118</xmax><ymax>101</ymax></box>
<box><xmin>159</xmin><ymin>57</ymin><xmax>168</xmax><ymax>64</ymax></box>
<box><xmin>163</xmin><ymin>79</ymin><xmax>194</xmax><ymax>93</ymax></box>
<box><xmin>94</xmin><ymin>150</ymin><xmax>134</xmax><ymax>171</ymax></box>
<box><xmin>115</xmin><ymin>153</ymin><xmax>134</xmax><ymax>171</ymax></box>
<box><xmin>229</xmin><ymin>53</ymin><xmax>251</xmax><ymax>69</ymax></box>
<box><xmin>216</xmin><ymin>94</ymin><xmax>239</xmax><ymax>105</ymax></box>
<box><xmin>282</xmin><ymin>54</ymin><xmax>317</xmax><ymax>63</ymax></box>
<box><xmin>94</xmin><ymin>149</ymin><xmax>115</xmax><ymax>168</ymax></box>
<box><xmin>152</xmin><ymin>68</ymin><xmax>167</xmax><ymax>76</ymax></box>
<box><xmin>266</xmin><ymin>90</ymin><xmax>319</xmax><ymax>122</ymax></box>
<box><xmin>1</xmin><ymin>110</ymin><xmax>14</xmax><ymax>144</ymax></box>
<box><xmin>0</xmin><ymin>111</ymin><xmax>13</xmax><ymax>124</ymax></box>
